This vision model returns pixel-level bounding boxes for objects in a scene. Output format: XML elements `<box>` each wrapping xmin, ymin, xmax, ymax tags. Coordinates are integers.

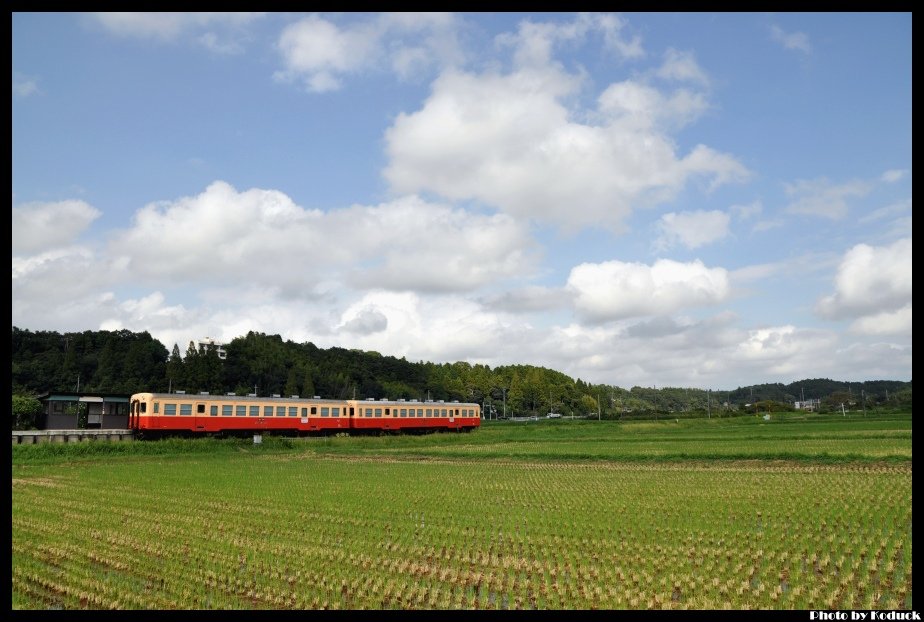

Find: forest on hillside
<box><xmin>11</xmin><ymin>327</ymin><xmax>912</xmax><ymax>418</ymax></box>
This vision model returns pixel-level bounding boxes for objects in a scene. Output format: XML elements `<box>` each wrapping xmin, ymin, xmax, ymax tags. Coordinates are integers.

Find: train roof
<box><xmin>132</xmin><ymin>393</ymin><xmax>478</xmax><ymax>407</ymax></box>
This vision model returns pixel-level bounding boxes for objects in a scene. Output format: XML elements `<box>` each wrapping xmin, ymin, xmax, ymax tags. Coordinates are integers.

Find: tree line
<box><xmin>12</xmin><ymin>327</ymin><xmax>912</xmax><ymax>422</ymax></box>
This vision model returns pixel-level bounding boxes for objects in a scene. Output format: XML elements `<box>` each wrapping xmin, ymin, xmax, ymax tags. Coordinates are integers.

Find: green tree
<box><xmin>12</xmin><ymin>395</ymin><xmax>42</xmax><ymax>430</ymax></box>
<box><xmin>166</xmin><ymin>343</ymin><xmax>184</xmax><ymax>392</ymax></box>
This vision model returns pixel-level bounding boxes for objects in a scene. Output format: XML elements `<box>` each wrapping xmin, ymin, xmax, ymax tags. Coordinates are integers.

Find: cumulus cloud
<box><xmin>496</xmin><ymin>13</ymin><xmax>643</xmax><ymax>67</ymax></box>
<box><xmin>655</xmin><ymin>209</ymin><xmax>730</xmax><ymax>250</ymax></box>
<box><xmin>567</xmin><ymin>258</ymin><xmax>729</xmax><ymax>322</ymax></box>
<box><xmin>521</xmin><ymin>314</ymin><xmax>904</xmax><ymax>389</ymax></box>
<box><xmin>385</xmin><ymin>64</ymin><xmax>747</xmax><ymax>232</ymax></box>
<box><xmin>784</xmin><ymin>177</ymin><xmax>871</xmax><ymax>219</ymax></box>
<box><xmin>479</xmin><ymin>286</ymin><xmax>571</xmax><ymax>313</ymax></box>
<box><xmin>770</xmin><ymin>24</ymin><xmax>811</xmax><ymax>54</ymax></box>
<box><xmin>106</xmin><ymin>181</ymin><xmax>534</xmax><ymax>296</ymax></box>
<box><xmin>12</xmin><ymin>199</ymin><xmax>101</xmax><ymax>254</ymax></box>
<box><xmin>815</xmin><ymin>237</ymin><xmax>911</xmax><ymax>335</ymax></box>
<box><xmin>274</xmin><ymin>13</ymin><xmax>463</xmax><ymax>92</ymax></box>
<box><xmin>332</xmin><ymin>291</ymin><xmax>513</xmax><ymax>363</ymax></box>
<box><xmin>339</xmin><ymin>306</ymin><xmax>389</xmax><ymax>335</ymax></box>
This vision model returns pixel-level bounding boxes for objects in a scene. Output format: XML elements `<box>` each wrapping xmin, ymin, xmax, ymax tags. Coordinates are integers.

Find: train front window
<box><xmin>140</xmin><ymin>402</ymin><xmax>147</xmax><ymax>414</ymax></box>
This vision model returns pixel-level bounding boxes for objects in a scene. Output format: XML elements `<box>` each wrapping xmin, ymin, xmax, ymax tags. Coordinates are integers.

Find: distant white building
<box><xmin>794</xmin><ymin>398</ymin><xmax>821</xmax><ymax>411</ymax></box>
<box><xmin>197</xmin><ymin>337</ymin><xmax>227</xmax><ymax>360</ymax></box>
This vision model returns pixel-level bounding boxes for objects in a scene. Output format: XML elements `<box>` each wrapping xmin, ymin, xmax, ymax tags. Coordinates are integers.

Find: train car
<box><xmin>129</xmin><ymin>392</ymin><xmax>480</xmax><ymax>436</ymax></box>
<box><xmin>350</xmin><ymin>398</ymin><xmax>481</xmax><ymax>432</ymax></box>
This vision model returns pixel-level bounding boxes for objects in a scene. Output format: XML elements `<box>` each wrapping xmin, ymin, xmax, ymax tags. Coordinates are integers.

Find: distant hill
<box><xmin>11</xmin><ymin>327</ymin><xmax>912</xmax><ymax>417</ymax></box>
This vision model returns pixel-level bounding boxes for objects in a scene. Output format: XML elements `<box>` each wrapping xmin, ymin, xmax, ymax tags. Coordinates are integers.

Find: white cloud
<box><xmin>849</xmin><ymin>304</ymin><xmax>912</xmax><ymax>336</ymax></box>
<box><xmin>340</xmin><ymin>197</ymin><xmax>538</xmax><ymax>293</ymax></box>
<box><xmin>880</xmin><ymin>169</ymin><xmax>908</xmax><ymax>183</ymax></box>
<box><xmin>597</xmin><ymin>81</ymin><xmax>710</xmax><ymax>132</ymax></box>
<box><xmin>656</xmin><ymin>48</ymin><xmax>708</xmax><ymax>85</ymax></box>
<box><xmin>480</xmin><ymin>286</ymin><xmax>570</xmax><ymax>313</ymax></box>
<box><xmin>770</xmin><ymin>24</ymin><xmax>812</xmax><ymax>54</ymax></box>
<box><xmin>567</xmin><ymin>258</ymin><xmax>729</xmax><ymax>322</ymax></box>
<box><xmin>816</xmin><ymin>237</ymin><xmax>912</xmax><ymax>335</ymax></box>
<box><xmin>496</xmin><ymin>13</ymin><xmax>643</xmax><ymax>68</ymax></box>
<box><xmin>92</xmin><ymin>12</ymin><xmax>263</xmax><ymax>52</ymax></box>
<box><xmin>12</xmin><ymin>199</ymin><xmax>101</xmax><ymax>254</ymax></box>
<box><xmin>274</xmin><ymin>13</ymin><xmax>463</xmax><ymax>92</ymax></box>
<box><xmin>108</xmin><ymin>182</ymin><xmax>534</xmax><ymax>296</ymax></box>
<box><xmin>385</xmin><ymin>65</ymin><xmax>747</xmax><ymax>233</ymax></box>
<box><xmin>784</xmin><ymin>177</ymin><xmax>871</xmax><ymax>220</ymax></box>
<box><xmin>655</xmin><ymin>209</ymin><xmax>730</xmax><ymax>250</ymax></box>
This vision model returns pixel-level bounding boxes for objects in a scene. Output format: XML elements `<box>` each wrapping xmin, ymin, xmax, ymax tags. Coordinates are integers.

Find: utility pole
<box><xmin>502</xmin><ymin>388</ymin><xmax>507</xmax><ymax>420</ymax></box>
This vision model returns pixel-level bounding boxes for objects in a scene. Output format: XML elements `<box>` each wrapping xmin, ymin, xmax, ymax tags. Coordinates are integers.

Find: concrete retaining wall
<box><xmin>12</xmin><ymin>429</ymin><xmax>134</xmax><ymax>445</ymax></box>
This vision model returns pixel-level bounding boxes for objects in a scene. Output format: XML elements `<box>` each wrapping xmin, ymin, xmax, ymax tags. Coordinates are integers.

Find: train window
<box><xmin>400</xmin><ymin>409</ymin><xmax>407</xmax><ymax>417</ymax></box>
<box><xmin>374</xmin><ymin>408</ymin><xmax>382</xmax><ymax>417</ymax></box>
<box><xmin>210</xmin><ymin>405</ymin><xmax>218</xmax><ymax>416</ymax></box>
<box><xmin>264</xmin><ymin>406</ymin><xmax>273</xmax><ymax>417</ymax></box>
<box><xmin>349</xmin><ymin>407</ymin><xmax>354</xmax><ymax>417</ymax></box>
<box><xmin>236</xmin><ymin>405</ymin><xmax>246</xmax><ymax>417</ymax></box>
<box><xmin>250</xmin><ymin>406</ymin><xmax>259</xmax><ymax>417</ymax></box>
<box><xmin>152</xmin><ymin>403</ymin><xmax>157</xmax><ymax>414</ymax></box>
<box><xmin>276</xmin><ymin>406</ymin><xmax>285</xmax><ymax>417</ymax></box>
<box><xmin>301</xmin><ymin>408</ymin><xmax>308</xmax><ymax>417</ymax></box>
<box><xmin>365</xmin><ymin>408</ymin><xmax>372</xmax><ymax>418</ymax></box>
<box><xmin>332</xmin><ymin>407</ymin><xmax>340</xmax><ymax>417</ymax></box>
<box><xmin>139</xmin><ymin>402</ymin><xmax>147</xmax><ymax>414</ymax></box>
<box><xmin>180</xmin><ymin>404</ymin><xmax>192</xmax><ymax>416</ymax></box>
<box><xmin>425</xmin><ymin>409</ymin><xmax>431</xmax><ymax>417</ymax></box>
<box><xmin>289</xmin><ymin>407</ymin><xmax>297</xmax><ymax>417</ymax></box>
<box><xmin>311</xmin><ymin>406</ymin><xmax>317</xmax><ymax>415</ymax></box>
<box><xmin>223</xmin><ymin>405</ymin><xmax>232</xmax><ymax>416</ymax></box>
<box><xmin>321</xmin><ymin>407</ymin><xmax>329</xmax><ymax>417</ymax></box>
<box><xmin>441</xmin><ymin>409</ymin><xmax>448</xmax><ymax>417</ymax></box>
<box><xmin>164</xmin><ymin>404</ymin><xmax>177</xmax><ymax>416</ymax></box>
<box><xmin>196</xmin><ymin>404</ymin><xmax>205</xmax><ymax>414</ymax></box>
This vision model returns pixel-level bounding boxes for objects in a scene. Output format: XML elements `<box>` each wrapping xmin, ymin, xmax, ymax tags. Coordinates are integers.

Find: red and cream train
<box><xmin>129</xmin><ymin>392</ymin><xmax>481</xmax><ymax>435</ymax></box>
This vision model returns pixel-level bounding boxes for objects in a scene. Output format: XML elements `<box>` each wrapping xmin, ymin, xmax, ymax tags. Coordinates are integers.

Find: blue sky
<box><xmin>12</xmin><ymin>12</ymin><xmax>912</xmax><ymax>390</ymax></box>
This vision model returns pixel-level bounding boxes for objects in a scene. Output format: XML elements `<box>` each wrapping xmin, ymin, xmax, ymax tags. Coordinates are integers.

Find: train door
<box><xmin>195</xmin><ymin>402</ymin><xmax>207</xmax><ymax>432</ymax></box>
